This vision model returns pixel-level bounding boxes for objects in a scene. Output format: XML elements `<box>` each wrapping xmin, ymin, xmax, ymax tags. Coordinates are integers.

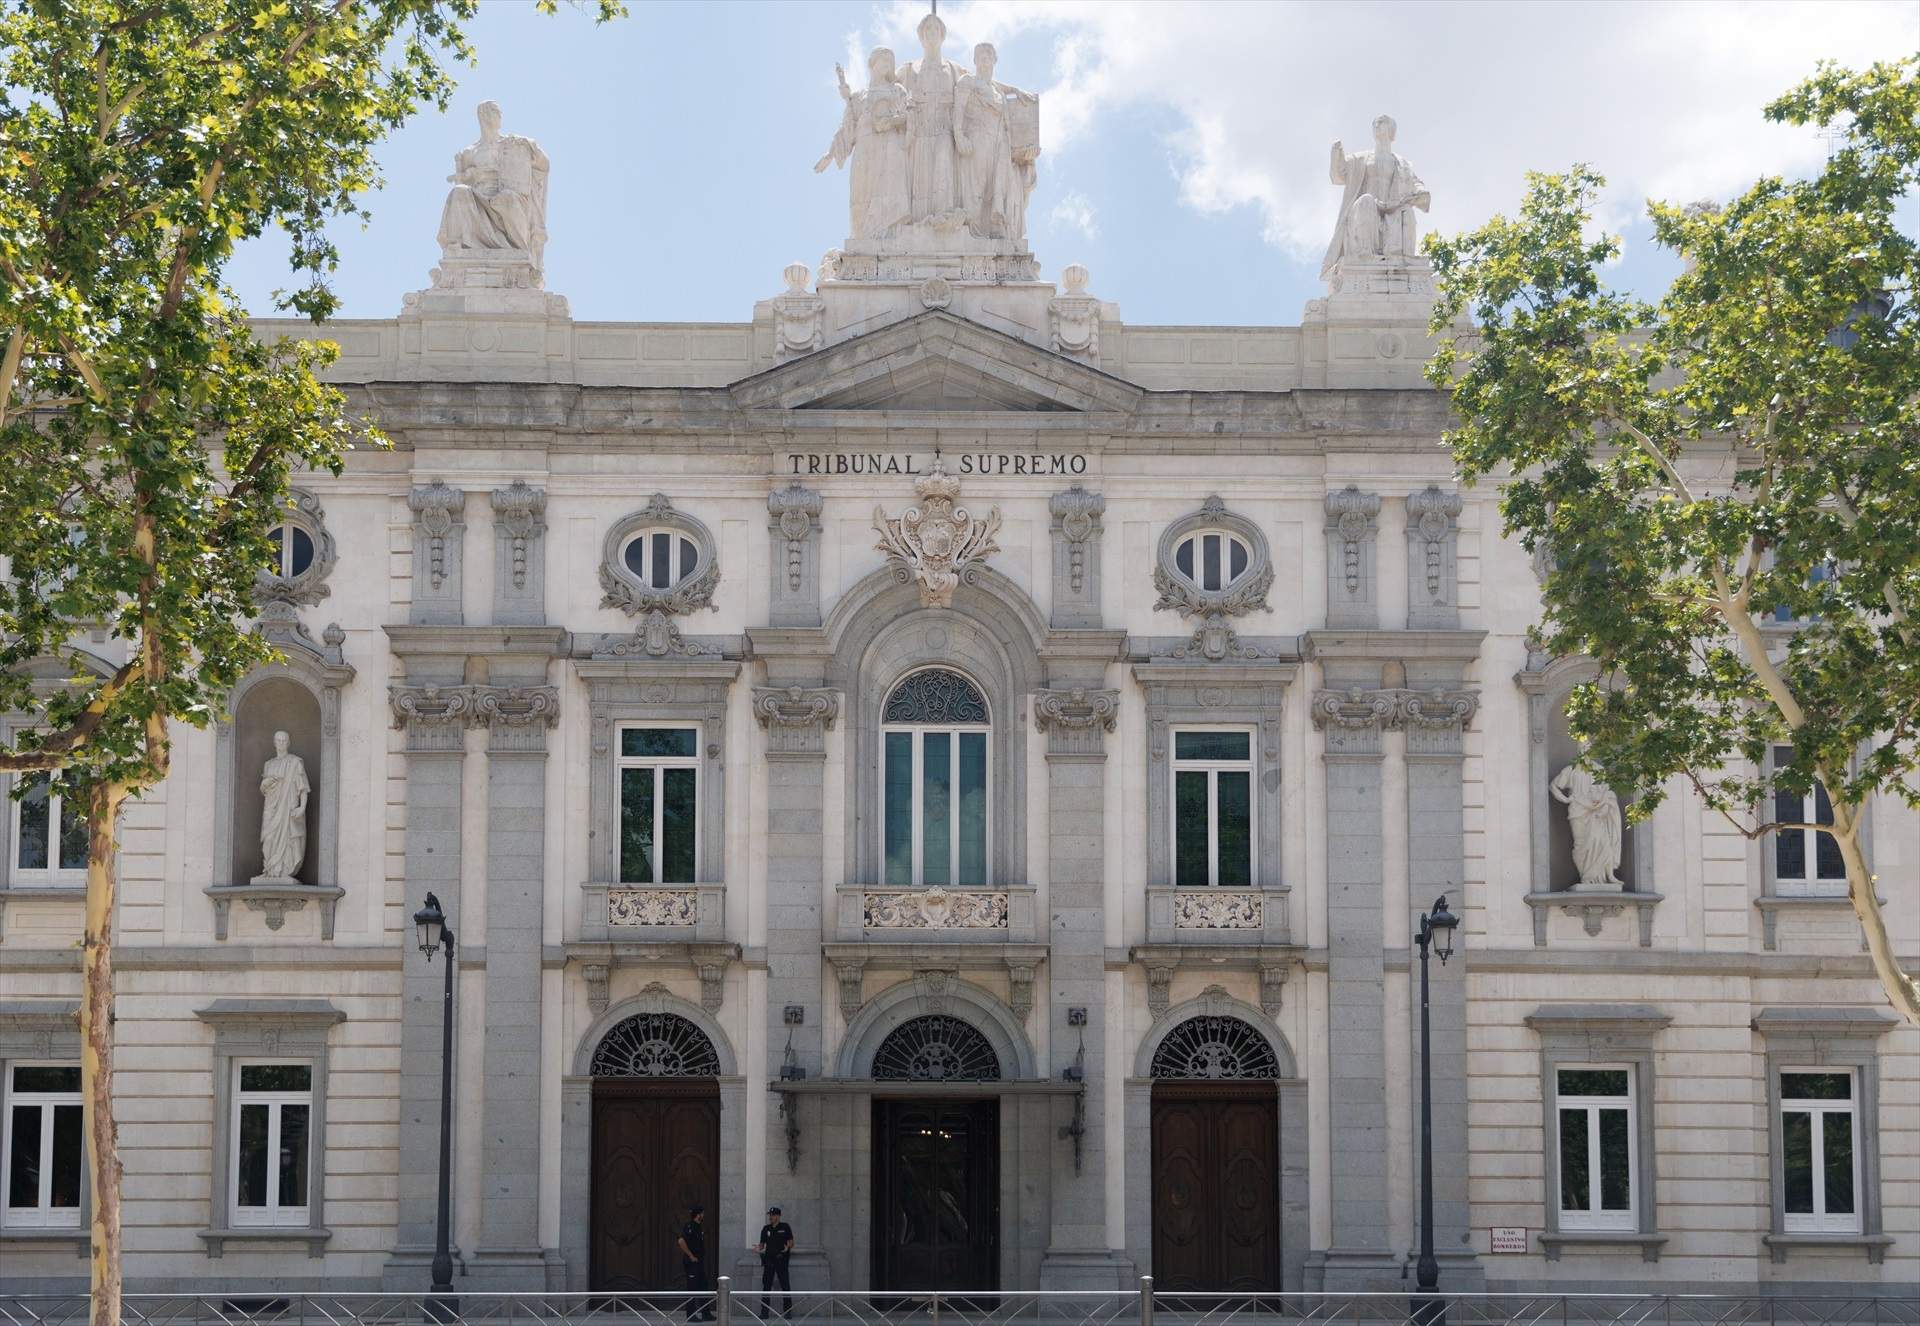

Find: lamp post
<box><xmin>414</xmin><ymin>893</ymin><xmax>458</xmax><ymax>1322</ymax></box>
<box><xmin>1413</xmin><ymin>893</ymin><xmax>1459</xmax><ymax>1326</ymax></box>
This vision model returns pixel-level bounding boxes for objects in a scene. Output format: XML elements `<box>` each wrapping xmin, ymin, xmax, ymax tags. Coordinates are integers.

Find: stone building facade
<box><xmin>1</xmin><ymin>97</ymin><xmax>1915</xmax><ymax>1300</ymax></box>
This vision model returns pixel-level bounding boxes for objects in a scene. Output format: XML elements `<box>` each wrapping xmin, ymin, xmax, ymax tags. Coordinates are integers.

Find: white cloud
<box><xmin>869</xmin><ymin>0</ymin><xmax>1914</xmax><ymax>260</ymax></box>
<box><xmin>1049</xmin><ymin>189</ymin><xmax>1100</xmax><ymax>239</ymax></box>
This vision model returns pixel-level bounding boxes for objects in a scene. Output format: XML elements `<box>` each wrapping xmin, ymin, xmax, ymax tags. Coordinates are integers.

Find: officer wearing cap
<box><xmin>755</xmin><ymin>1205</ymin><xmax>795</xmax><ymax>1320</ymax></box>
<box><xmin>677</xmin><ymin>1203</ymin><xmax>713</xmax><ymax>1322</ymax></box>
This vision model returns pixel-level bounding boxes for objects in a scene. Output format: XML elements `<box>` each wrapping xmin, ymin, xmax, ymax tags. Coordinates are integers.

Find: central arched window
<box><xmin>1174</xmin><ymin>530</ymin><xmax>1251</xmax><ymax>593</ymax></box>
<box><xmin>881</xmin><ymin>669</ymin><xmax>989</xmax><ymax>887</ymax></box>
<box><xmin>622</xmin><ymin>529</ymin><xmax>700</xmax><ymax>591</ymax></box>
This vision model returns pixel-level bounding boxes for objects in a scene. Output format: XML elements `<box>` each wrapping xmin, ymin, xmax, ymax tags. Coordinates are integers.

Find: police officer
<box><xmin>755</xmin><ymin>1205</ymin><xmax>795</xmax><ymax>1320</ymax></box>
<box><xmin>676</xmin><ymin>1203</ymin><xmax>713</xmax><ymax>1322</ymax></box>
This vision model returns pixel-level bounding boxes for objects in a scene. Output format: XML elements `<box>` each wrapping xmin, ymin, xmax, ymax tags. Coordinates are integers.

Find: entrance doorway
<box><xmin>872</xmin><ymin>1098</ymin><xmax>999</xmax><ymax>1292</ymax></box>
<box><xmin>1150</xmin><ymin>1082</ymin><xmax>1280</xmax><ymax>1292</ymax></box>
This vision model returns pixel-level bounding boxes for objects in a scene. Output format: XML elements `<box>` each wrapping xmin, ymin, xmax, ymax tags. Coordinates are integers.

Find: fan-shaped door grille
<box><xmin>590</xmin><ymin>1012</ymin><xmax>721</xmax><ymax>1078</ymax></box>
<box><xmin>1149</xmin><ymin>1016</ymin><xmax>1279</xmax><ymax>1080</ymax></box>
<box><xmin>871</xmin><ymin>1014</ymin><xmax>1001</xmax><ymax>1082</ymax></box>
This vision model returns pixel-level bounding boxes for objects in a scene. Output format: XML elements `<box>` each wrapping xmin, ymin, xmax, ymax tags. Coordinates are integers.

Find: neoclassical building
<box><xmin>0</xmin><ymin>73</ymin><xmax>1914</xmax><ymax>1299</ymax></box>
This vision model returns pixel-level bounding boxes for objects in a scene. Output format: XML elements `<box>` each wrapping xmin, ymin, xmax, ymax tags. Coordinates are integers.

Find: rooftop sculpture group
<box><xmin>815</xmin><ymin>12</ymin><xmax>1039</xmax><ymax>255</ymax></box>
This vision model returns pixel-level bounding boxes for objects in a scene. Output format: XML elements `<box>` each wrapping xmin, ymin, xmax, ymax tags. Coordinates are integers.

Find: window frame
<box><xmin>267</xmin><ymin>522</ymin><xmax>318</xmax><ymax>582</ymax></box>
<box><xmin>9</xmin><ymin>770</ymin><xmax>87</xmax><ymax>888</ymax></box>
<box><xmin>1778</xmin><ymin>1066</ymin><xmax>1861</xmax><ymax>1234</ymax></box>
<box><xmin>1171</xmin><ymin>529</ymin><xmax>1253</xmax><ymax>596</ymax></box>
<box><xmin>227</xmin><ymin>1058</ymin><xmax>315</xmax><ymax>1230</ymax></box>
<box><xmin>2</xmin><ymin>1060</ymin><xmax>83</xmax><ymax>1230</ymax></box>
<box><xmin>1552</xmin><ymin>1064</ymin><xmax>1639</xmax><ymax>1232</ymax></box>
<box><xmin>620</xmin><ymin>528</ymin><xmax>701</xmax><ymax>593</ymax></box>
<box><xmin>614</xmin><ymin>722</ymin><xmax>703</xmax><ymax>886</ymax></box>
<box><xmin>1169</xmin><ymin>725</ymin><xmax>1256</xmax><ymax>888</ymax></box>
<box><xmin>879</xmin><ymin>672</ymin><xmax>992</xmax><ymax>888</ymax></box>
<box><xmin>1766</xmin><ymin>744</ymin><xmax>1848</xmax><ymax>897</ymax></box>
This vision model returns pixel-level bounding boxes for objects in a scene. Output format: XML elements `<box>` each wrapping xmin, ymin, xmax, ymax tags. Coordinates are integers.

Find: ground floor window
<box><xmin>1781</xmin><ymin>1069</ymin><xmax>1859</xmax><ymax>1233</ymax></box>
<box><xmin>1555</xmin><ymin>1065</ymin><xmax>1636</xmax><ymax>1231</ymax></box>
<box><xmin>3</xmin><ymin>1063</ymin><xmax>82</xmax><ymax>1228</ymax></box>
<box><xmin>231</xmin><ymin>1062</ymin><xmax>312</xmax><ymax>1227</ymax></box>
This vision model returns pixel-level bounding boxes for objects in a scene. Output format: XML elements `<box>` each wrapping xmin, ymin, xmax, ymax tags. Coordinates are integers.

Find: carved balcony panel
<box><xmin>579</xmin><ymin>881</ymin><xmax>727</xmax><ymax>943</ymax></box>
<box><xmin>835</xmin><ymin>884</ymin><xmax>1038</xmax><ymax>944</ymax></box>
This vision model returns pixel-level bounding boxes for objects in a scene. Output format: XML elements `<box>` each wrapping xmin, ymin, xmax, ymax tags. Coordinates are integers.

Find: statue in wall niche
<box><xmin>1550</xmin><ymin>761</ymin><xmax>1624</xmax><ymax>889</ymax></box>
<box><xmin>257</xmin><ymin>730</ymin><xmax>311</xmax><ymax>883</ymax></box>
<box><xmin>437</xmin><ymin>101</ymin><xmax>550</xmax><ymax>276</ymax></box>
<box><xmin>956</xmin><ymin>43</ymin><xmax>1039</xmax><ymax>244</ymax></box>
<box><xmin>1321</xmin><ymin>114</ymin><xmax>1430</xmax><ymax>278</ymax></box>
<box><xmin>814</xmin><ymin>48</ymin><xmax>912</xmax><ymax>241</ymax></box>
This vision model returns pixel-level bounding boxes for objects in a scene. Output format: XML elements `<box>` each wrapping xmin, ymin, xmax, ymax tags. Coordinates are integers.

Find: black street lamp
<box><xmin>1413</xmin><ymin>893</ymin><xmax>1460</xmax><ymax>1326</ymax></box>
<box><xmin>414</xmin><ymin>894</ymin><xmax>458</xmax><ymax>1322</ymax></box>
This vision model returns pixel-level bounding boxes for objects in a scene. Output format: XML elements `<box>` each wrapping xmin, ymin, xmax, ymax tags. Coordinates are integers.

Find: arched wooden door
<box><xmin>1149</xmin><ymin>1016</ymin><xmax>1282</xmax><ymax>1292</ymax></box>
<box><xmin>588</xmin><ymin>1013</ymin><xmax>722</xmax><ymax>1292</ymax></box>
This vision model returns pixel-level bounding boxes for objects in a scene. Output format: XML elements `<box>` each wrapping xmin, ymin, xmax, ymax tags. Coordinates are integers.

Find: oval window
<box><xmin>1174</xmin><ymin>531</ymin><xmax>1249</xmax><ymax>593</ymax></box>
<box><xmin>623</xmin><ymin>531</ymin><xmax>699</xmax><ymax>591</ymax></box>
<box><xmin>270</xmin><ymin>524</ymin><xmax>316</xmax><ymax>579</ymax></box>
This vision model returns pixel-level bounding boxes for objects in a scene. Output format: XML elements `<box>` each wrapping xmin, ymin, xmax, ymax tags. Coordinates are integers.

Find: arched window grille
<box><xmin>871</xmin><ymin>1015</ymin><xmax>1001</xmax><ymax>1083</ymax></box>
<box><xmin>881</xmin><ymin>669</ymin><xmax>989</xmax><ymax>887</ymax></box>
<box><xmin>1149</xmin><ymin>1015</ymin><xmax>1280</xmax><ymax>1080</ymax></box>
<box><xmin>589</xmin><ymin>1012</ymin><xmax>721</xmax><ymax>1078</ymax></box>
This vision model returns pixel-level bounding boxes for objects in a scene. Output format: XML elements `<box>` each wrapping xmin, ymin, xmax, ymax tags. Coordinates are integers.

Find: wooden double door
<box><xmin>591</xmin><ymin>1079</ymin><xmax>720</xmax><ymax>1292</ymax></box>
<box><xmin>1150</xmin><ymin>1082</ymin><xmax>1280</xmax><ymax>1292</ymax></box>
<box><xmin>871</xmin><ymin>1099</ymin><xmax>999</xmax><ymax>1293</ymax></box>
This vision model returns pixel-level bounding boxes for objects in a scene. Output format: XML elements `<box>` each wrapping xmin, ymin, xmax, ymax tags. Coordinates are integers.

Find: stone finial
<box><xmin>771</xmin><ymin>264</ymin><xmax>825</xmax><ymax>360</ymax></box>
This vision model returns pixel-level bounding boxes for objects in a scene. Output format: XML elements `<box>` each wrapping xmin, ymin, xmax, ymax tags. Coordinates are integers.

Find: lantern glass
<box><xmin>414</xmin><ymin>895</ymin><xmax>446</xmax><ymax>957</ymax></box>
<box><xmin>1427</xmin><ymin>894</ymin><xmax>1459</xmax><ymax>962</ymax></box>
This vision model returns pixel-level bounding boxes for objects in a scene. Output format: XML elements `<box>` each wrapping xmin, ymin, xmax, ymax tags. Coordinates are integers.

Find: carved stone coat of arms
<box><xmin>873</xmin><ymin>458</ymin><xmax>1001</xmax><ymax>608</ymax></box>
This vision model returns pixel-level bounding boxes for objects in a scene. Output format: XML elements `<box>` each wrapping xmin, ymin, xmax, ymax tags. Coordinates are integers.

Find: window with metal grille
<box><xmin>1148</xmin><ymin>1016</ymin><xmax>1279</xmax><ymax>1079</ymax></box>
<box><xmin>870</xmin><ymin>1015</ymin><xmax>1001</xmax><ymax>1082</ymax></box>
<box><xmin>589</xmin><ymin>1013</ymin><xmax>721</xmax><ymax>1078</ymax></box>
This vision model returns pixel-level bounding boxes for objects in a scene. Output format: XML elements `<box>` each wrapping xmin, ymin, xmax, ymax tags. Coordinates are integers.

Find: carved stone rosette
<box><xmin>873</xmin><ymin>458</ymin><xmax>1001</xmax><ymax>608</ymax></box>
<box><xmin>752</xmin><ymin>686</ymin><xmax>840</xmax><ymax>756</ymax></box>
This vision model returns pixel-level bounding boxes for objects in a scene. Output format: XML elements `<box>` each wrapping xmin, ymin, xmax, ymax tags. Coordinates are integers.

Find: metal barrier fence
<box><xmin>2</xmin><ymin>1283</ymin><xmax>1916</xmax><ymax>1326</ymax></box>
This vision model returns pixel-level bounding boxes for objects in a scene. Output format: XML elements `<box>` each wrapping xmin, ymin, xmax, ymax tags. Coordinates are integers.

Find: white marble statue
<box><xmin>437</xmin><ymin>101</ymin><xmax>550</xmax><ymax>275</ymax></box>
<box><xmin>1550</xmin><ymin>761</ymin><xmax>1624</xmax><ymax>889</ymax></box>
<box><xmin>258</xmin><ymin>730</ymin><xmax>311</xmax><ymax>882</ymax></box>
<box><xmin>1321</xmin><ymin>114</ymin><xmax>1430</xmax><ymax>278</ymax></box>
<box><xmin>956</xmin><ymin>43</ymin><xmax>1038</xmax><ymax>243</ymax></box>
<box><xmin>900</xmin><ymin>12</ymin><xmax>965</xmax><ymax>227</ymax></box>
<box><xmin>814</xmin><ymin>49</ymin><xmax>912</xmax><ymax>241</ymax></box>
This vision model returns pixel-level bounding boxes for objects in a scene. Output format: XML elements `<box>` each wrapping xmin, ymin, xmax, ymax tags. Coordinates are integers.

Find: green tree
<box><xmin>1426</xmin><ymin>57</ymin><xmax>1919</xmax><ymax>1025</ymax></box>
<box><xmin>0</xmin><ymin>2</ymin><xmax>617</xmax><ymax>1320</ymax></box>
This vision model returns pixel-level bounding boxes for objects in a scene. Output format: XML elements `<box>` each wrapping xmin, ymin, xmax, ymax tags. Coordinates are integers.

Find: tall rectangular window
<box><xmin>3</xmin><ymin>1063</ymin><xmax>82</xmax><ymax>1228</ymax></box>
<box><xmin>1781</xmin><ymin>1069</ymin><xmax>1859</xmax><ymax>1233</ymax></box>
<box><xmin>12</xmin><ymin>773</ymin><xmax>87</xmax><ymax>884</ymax></box>
<box><xmin>1771</xmin><ymin>745</ymin><xmax>1845</xmax><ymax>895</ymax></box>
<box><xmin>1171</xmin><ymin>729</ymin><xmax>1253</xmax><ymax>887</ymax></box>
<box><xmin>231</xmin><ymin>1062</ymin><xmax>312</xmax><ymax>1228</ymax></box>
<box><xmin>882</xmin><ymin>728</ymin><xmax>989</xmax><ymax>886</ymax></box>
<box><xmin>617</xmin><ymin>726</ymin><xmax>700</xmax><ymax>885</ymax></box>
<box><xmin>1556</xmin><ymin>1066</ymin><xmax>1636</xmax><ymax>1231</ymax></box>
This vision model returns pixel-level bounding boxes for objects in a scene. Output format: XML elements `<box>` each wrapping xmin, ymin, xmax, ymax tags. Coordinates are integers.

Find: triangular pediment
<box><xmin>729</xmin><ymin>310</ymin><xmax>1142</xmax><ymax>415</ymax></box>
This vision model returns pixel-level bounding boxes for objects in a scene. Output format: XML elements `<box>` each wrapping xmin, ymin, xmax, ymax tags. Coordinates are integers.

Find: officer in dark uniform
<box><xmin>755</xmin><ymin>1205</ymin><xmax>795</xmax><ymax>1320</ymax></box>
<box><xmin>676</xmin><ymin>1204</ymin><xmax>713</xmax><ymax>1322</ymax></box>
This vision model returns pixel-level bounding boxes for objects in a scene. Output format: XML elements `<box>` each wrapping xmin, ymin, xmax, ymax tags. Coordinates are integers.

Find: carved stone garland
<box><xmin>1050</xmin><ymin>483</ymin><xmax>1104</xmax><ymax>595</ymax></box>
<box><xmin>491</xmin><ymin>481</ymin><xmax>546</xmax><ymax>591</ymax></box>
<box><xmin>408</xmin><ymin>481</ymin><xmax>464</xmax><ymax>591</ymax></box>
<box><xmin>873</xmin><ymin>457</ymin><xmax>1001</xmax><ymax>609</ymax></box>
<box><xmin>768</xmin><ymin>483</ymin><xmax>823</xmax><ymax>594</ymax></box>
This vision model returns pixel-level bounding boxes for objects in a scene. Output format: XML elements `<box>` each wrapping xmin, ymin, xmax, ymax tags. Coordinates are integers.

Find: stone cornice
<box><xmin>1752</xmin><ymin>1006</ymin><xmax>1899</xmax><ymax>1039</ymax></box>
<box><xmin>1302</xmin><ymin>628</ymin><xmax>1487</xmax><ymax>663</ymax></box>
<box><xmin>383</xmin><ymin>624</ymin><xmax>570</xmax><ymax>659</ymax></box>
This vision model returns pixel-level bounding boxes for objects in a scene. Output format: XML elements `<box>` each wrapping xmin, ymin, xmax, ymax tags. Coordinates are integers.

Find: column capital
<box><xmin>388</xmin><ymin>683</ymin><xmax>475</xmax><ymax>752</ymax></box>
<box><xmin>752</xmin><ymin>685</ymin><xmax>839</xmax><ymax>756</ymax></box>
<box><xmin>1031</xmin><ymin>686</ymin><xmax>1118</xmax><ymax>757</ymax></box>
<box><xmin>474</xmin><ymin>684</ymin><xmax>560</xmax><ymax>752</ymax></box>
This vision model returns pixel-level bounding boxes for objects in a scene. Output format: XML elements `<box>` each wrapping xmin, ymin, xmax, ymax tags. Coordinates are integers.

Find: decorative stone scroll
<box><xmin>389</xmin><ymin>683</ymin><xmax>479</xmax><ymax>751</ymax></box>
<box><xmin>833</xmin><ymin>956</ymin><xmax>867</xmax><ymax>1022</ymax></box>
<box><xmin>1048</xmin><ymin>483</ymin><xmax>1104</xmax><ymax>628</ymax></box>
<box><xmin>752</xmin><ymin>686</ymin><xmax>840</xmax><ymax>756</ymax></box>
<box><xmin>1259</xmin><ymin>964</ymin><xmax>1288</xmax><ymax>1017</ymax></box>
<box><xmin>873</xmin><ymin>457</ymin><xmax>1001</xmax><ymax>608</ymax></box>
<box><xmin>490</xmin><ymin>481</ymin><xmax>547</xmax><ymax>625</ymax></box>
<box><xmin>863</xmin><ymin>887</ymin><xmax>1010</xmax><ymax>929</ymax></box>
<box><xmin>1006</xmin><ymin>962</ymin><xmax>1036</xmax><ymax>1023</ymax></box>
<box><xmin>767</xmin><ymin>483</ymin><xmax>824</xmax><ymax>626</ymax></box>
<box><xmin>1309</xmin><ymin>686</ymin><xmax>1477</xmax><ymax>734</ymax></box>
<box><xmin>1145</xmin><ymin>964</ymin><xmax>1175</xmax><ymax>1018</ymax></box>
<box><xmin>1406</xmin><ymin>486</ymin><xmax>1464</xmax><ymax>629</ymax></box>
<box><xmin>1324</xmin><ymin>487</ymin><xmax>1381</xmax><ymax>627</ymax></box>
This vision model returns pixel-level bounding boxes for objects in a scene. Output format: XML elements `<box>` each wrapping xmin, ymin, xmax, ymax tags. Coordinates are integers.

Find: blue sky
<box><xmin>225</xmin><ymin>0</ymin><xmax>1917</xmax><ymax>329</ymax></box>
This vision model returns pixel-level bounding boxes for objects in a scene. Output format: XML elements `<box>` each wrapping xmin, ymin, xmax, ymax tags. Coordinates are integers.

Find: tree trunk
<box><xmin>1831</xmin><ymin>797</ymin><xmax>1920</xmax><ymax>1027</ymax></box>
<box><xmin>82</xmin><ymin>782</ymin><xmax>127</xmax><ymax>1326</ymax></box>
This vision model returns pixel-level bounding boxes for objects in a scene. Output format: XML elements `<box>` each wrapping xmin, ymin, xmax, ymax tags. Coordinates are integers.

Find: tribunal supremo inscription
<box><xmin>787</xmin><ymin>452</ymin><xmax>1088</xmax><ymax>477</ymax></box>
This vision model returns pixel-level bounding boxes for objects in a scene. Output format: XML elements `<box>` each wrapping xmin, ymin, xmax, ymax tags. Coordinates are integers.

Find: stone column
<box><xmin>471</xmin><ymin>680</ymin><xmax>561</xmax><ymax>1283</ymax></box>
<box><xmin>1308</xmin><ymin>681</ymin><xmax>1399</xmax><ymax>1291</ymax></box>
<box><xmin>752</xmin><ymin>683</ymin><xmax>838</xmax><ymax>1287</ymax></box>
<box><xmin>1033</xmin><ymin>683</ymin><xmax>1132</xmax><ymax>1288</ymax></box>
<box><xmin>384</xmin><ymin>679</ymin><xmax>475</xmax><ymax>1284</ymax></box>
<box><xmin>409</xmin><ymin>482</ymin><xmax>466</xmax><ymax>626</ymax></box>
<box><xmin>1399</xmin><ymin>682</ymin><xmax>1484</xmax><ymax>1288</ymax></box>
